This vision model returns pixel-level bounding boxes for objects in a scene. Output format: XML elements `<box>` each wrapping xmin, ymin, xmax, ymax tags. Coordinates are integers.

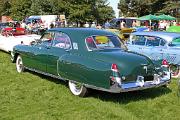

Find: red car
<box><xmin>1</xmin><ymin>27</ymin><xmax>26</xmax><ymax>36</ymax></box>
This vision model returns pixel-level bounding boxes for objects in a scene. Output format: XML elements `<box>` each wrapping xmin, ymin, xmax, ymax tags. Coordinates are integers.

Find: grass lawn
<box><xmin>0</xmin><ymin>51</ymin><xmax>180</xmax><ymax>120</ymax></box>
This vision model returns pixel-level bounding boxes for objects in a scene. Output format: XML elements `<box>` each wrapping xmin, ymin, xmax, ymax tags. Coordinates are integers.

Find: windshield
<box><xmin>86</xmin><ymin>35</ymin><xmax>126</xmax><ymax>51</ymax></box>
<box><xmin>169</xmin><ymin>38</ymin><xmax>180</xmax><ymax>47</ymax></box>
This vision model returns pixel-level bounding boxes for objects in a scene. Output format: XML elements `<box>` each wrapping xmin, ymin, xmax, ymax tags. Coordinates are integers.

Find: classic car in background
<box><xmin>126</xmin><ymin>31</ymin><xmax>180</xmax><ymax>78</ymax></box>
<box><xmin>0</xmin><ymin>22</ymin><xmax>9</xmax><ymax>31</ymax></box>
<box><xmin>108</xmin><ymin>17</ymin><xmax>137</xmax><ymax>29</ymax></box>
<box><xmin>11</xmin><ymin>28</ymin><xmax>171</xmax><ymax>97</ymax></box>
<box><xmin>105</xmin><ymin>28</ymin><xmax>134</xmax><ymax>41</ymax></box>
<box><xmin>1</xmin><ymin>27</ymin><xmax>26</xmax><ymax>36</ymax></box>
<box><xmin>0</xmin><ymin>27</ymin><xmax>40</xmax><ymax>52</ymax></box>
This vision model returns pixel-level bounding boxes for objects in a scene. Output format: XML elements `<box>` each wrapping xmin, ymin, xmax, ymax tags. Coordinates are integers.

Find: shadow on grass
<box><xmin>27</xmin><ymin>70</ymin><xmax>172</xmax><ymax>103</ymax></box>
<box><xmin>89</xmin><ymin>87</ymin><xmax>172</xmax><ymax>104</ymax></box>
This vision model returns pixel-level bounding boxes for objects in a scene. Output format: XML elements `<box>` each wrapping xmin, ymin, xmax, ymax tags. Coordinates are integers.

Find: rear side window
<box><xmin>131</xmin><ymin>35</ymin><xmax>146</xmax><ymax>45</ymax></box>
<box><xmin>146</xmin><ymin>36</ymin><xmax>160</xmax><ymax>46</ymax></box>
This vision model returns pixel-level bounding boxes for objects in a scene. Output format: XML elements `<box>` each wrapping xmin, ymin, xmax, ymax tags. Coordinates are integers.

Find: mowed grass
<box><xmin>0</xmin><ymin>51</ymin><xmax>180</xmax><ymax>120</ymax></box>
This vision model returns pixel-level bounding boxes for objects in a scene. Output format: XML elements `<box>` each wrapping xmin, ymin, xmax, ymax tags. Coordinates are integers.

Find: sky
<box><xmin>108</xmin><ymin>0</ymin><xmax>119</xmax><ymax>18</ymax></box>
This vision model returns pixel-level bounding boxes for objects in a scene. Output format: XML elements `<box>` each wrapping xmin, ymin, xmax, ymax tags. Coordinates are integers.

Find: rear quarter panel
<box><xmin>58</xmin><ymin>53</ymin><xmax>112</xmax><ymax>89</ymax></box>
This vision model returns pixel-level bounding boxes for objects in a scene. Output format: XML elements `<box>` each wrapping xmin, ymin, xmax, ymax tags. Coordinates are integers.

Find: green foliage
<box><xmin>0</xmin><ymin>0</ymin><xmax>115</xmax><ymax>24</ymax></box>
<box><xmin>159</xmin><ymin>0</ymin><xmax>180</xmax><ymax>17</ymax></box>
<box><xmin>0</xmin><ymin>51</ymin><xmax>180</xmax><ymax>120</ymax></box>
<box><xmin>1</xmin><ymin>0</ymin><xmax>11</xmax><ymax>16</ymax></box>
<box><xmin>118</xmin><ymin>0</ymin><xmax>179</xmax><ymax>17</ymax></box>
<box><xmin>10</xmin><ymin>0</ymin><xmax>32</xmax><ymax>20</ymax></box>
<box><xmin>67</xmin><ymin>0</ymin><xmax>115</xmax><ymax>24</ymax></box>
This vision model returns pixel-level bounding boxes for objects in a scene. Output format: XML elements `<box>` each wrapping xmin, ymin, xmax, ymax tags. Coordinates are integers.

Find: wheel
<box><xmin>68</xmin><ymin>81</ymin><xmax>88</xmax><ymax>97</ymax></box>
<box><xmin>16</xmin><ymin>55</ymin><xmax>24</xmax><ymax>73</ymax></box>
<box><xmin>170</xmin><ymin>65</ymin><xmax>180</xmax><ymax>78</ymax></box>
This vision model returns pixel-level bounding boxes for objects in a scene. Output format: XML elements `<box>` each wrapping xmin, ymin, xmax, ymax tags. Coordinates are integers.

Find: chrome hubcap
<box><xmin>16</xmin><ymin>57</ymin><xmax>23</xmax><ymax>72</ymax></box>
<box><xmin>69</xmin><ymin>81</ymin><xmax>83</xmax><ymax>95</ymax></box>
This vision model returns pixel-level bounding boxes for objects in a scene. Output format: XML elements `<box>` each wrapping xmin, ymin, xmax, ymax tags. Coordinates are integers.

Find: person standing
<box><xmin>50</xmin><ymin>22</ymin><xmax>55</xmax><ymax>29</ymax></box>
<box><xmin>132</xmin><ymin>20</ymin><xmax>137</xmax><ymax>27</ymax></box>
<box><xmin>120</xmin><ymin>20</ymin><xmax>126</xmax><ymax>29</ymax></box>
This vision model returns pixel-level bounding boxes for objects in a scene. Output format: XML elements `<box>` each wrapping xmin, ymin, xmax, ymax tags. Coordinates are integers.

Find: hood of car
<box><xmin>93</xmin><ymin>49</ymin><xmax>157</xmax><ymax>82</ymax></box>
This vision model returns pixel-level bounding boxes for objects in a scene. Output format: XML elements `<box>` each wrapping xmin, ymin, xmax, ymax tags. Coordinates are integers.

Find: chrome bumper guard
<box><xmin>109</xmin><ymin>72</ymin><xmax>171</xmax><ymax>93</ymax></box>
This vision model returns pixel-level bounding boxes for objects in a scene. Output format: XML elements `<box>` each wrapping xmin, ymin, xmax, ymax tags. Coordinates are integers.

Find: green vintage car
<box><xmin>11</xmin><ymin>28</ymin><xmax>171</xmax><ymax>97</ymax></box>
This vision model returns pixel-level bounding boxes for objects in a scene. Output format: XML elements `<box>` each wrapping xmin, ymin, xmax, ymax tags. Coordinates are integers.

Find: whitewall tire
<box><xmin>16</xmin><ymin>55</ymin><xmax>24</xmax><ymax>73</ymax></box>
<box><xmin>68</xmin><ymin>81</ymin><xmax>88</xmax><ymax>97</ymax></box>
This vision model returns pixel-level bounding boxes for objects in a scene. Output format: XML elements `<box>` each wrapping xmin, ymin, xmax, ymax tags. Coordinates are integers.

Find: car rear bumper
<box><xmin>109</xmin><ymin>73</ymin><xmax>171</xmax><ymax>93</ymax></box>
<box><xmin>85</xmin><ymin>73</ymin><xmax>171</xmax><ymax>93</ymax></box>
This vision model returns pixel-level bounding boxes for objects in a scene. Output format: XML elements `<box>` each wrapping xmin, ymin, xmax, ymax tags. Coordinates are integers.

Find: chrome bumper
<box><xmin>109</xmin><ymin>73</ymin><xmax>171</xmax><ymax>93</ymax></box>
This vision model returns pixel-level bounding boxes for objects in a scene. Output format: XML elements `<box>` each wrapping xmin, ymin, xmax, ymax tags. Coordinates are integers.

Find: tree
<box><xmin>118</xmin><ymin>0</ymin><xmax>179</xmax><ymax>18</ymax></box>
<box><xmin>67</xmin><ymin>0</ymin><xmax>115</xmax><ymax>26</ymax></box>
<box><xmin>10</xmin><ymin>0</ymin><xmax>32</xmax><ymax>20</ymax></box>
<box><xmin>0</xmin><ymin>0</ymin><xmax>3</xmax><ymax>15</ymax></box>
<box><xmin>1</xmin><ymin>0</ymin><xmax>11</xmax><ymax>16</ymax></box>
<box><xmin>0</xmin><ymin>0</ymin><xmax>115</xmax><ymax>25</ymax></box>
<box><xmin>159</xmin><ymin>0</ymin><xmax>180</xmax><ymax>17</ymax></box>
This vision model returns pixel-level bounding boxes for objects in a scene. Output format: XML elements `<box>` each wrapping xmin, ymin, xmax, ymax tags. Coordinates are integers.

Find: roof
<box><xmin>48</xmin><ymin>28</ymin><xmax>116</xmax><ymax>52</ymax></box>
<box><xmin>49</xmin><ymin>28</ymin><xmax>115</xmax><ymax>37</ymax></box>
<box><xmin>132</xmin><ymin>31</ymin><xmax>180</xmax><ymax>42</ymax></box>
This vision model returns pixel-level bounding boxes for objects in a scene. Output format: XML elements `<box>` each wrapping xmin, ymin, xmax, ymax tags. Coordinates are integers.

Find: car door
<box><xmin>162</xmin><ymin>38</ymin><xmax>180</xmax><ymax>64</ymax></box>
<box><xmin>46</xmin><ymin>31</ymin><xmax>72</xmax><ymax>75</ymax></box>
<box><xmin>25</xmin><ymin>31</ymin><xmax>55</xmax><ymax>72</ymax></box>
<box><xmin>142</xmin><ymin>36</ymin><xmax>166</xmax><ymax>61</ymax></box>
<box><xmin>127</xmin><ymin>35</ymin><xmax>146</xmax><ymax>54</ymax></box>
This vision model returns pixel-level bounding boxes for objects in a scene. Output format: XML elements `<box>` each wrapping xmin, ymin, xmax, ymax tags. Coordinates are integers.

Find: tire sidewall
<box><xmin>16</xmin><ymin>55</ymin><xmax>24</xmax><ymax>73</ymax></box>
<box><xmin>68</xmin><ymin>81</ymin><xmax>88</xmax><ymax>97</ymax></box>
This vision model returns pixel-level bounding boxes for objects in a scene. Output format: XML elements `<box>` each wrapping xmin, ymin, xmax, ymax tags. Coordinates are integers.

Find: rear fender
<box><xmin>57</xmin><ymin>55</ymin><xmax>112</xmax><ymax>89</ymax></box>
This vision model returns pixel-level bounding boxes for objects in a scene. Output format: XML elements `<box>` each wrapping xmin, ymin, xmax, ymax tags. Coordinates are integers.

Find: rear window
<box><xmin>86</xmin><ymin>35</ymin><xmax>125</xmax><ymax>51</ymax></box>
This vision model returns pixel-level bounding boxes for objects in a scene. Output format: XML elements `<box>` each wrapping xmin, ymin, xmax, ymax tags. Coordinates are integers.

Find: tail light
<box><xmin>110</xmin><ymin>64</ymin><xmax>121</xmax><ymax>85</ymax></box>
<box><xmin>111</xmin><ymin>63</ymin><xmax>118</xmax><ymax>72</ymax></box>
<box><xmin>162</xmin><ymin>59</ymin><xmax>169</xmax><ymax>67</ymax></box>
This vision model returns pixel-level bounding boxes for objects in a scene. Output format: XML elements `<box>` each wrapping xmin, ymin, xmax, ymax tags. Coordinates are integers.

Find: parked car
<box><xmin>108</xmin><ymin>17</ymin><xmax>137</xmax><ymax>29</ymax></box>
<box><xmin>11</xmin><ymin>28</ymin><xmax>171</xmax><ymax>97</ymax></box>
<box><xmin>0</xmin><ymin>22</ymin><xmax>9</xmax><ymax>31</ymax></box>
<box><xmin>105</xmin><ymin>28</ymin><xmax>134</xmax><ymax>41</ymax></box>
<box><xmin>0</xmin><ymin>27</ymin><xmax>40</xmax><ymax>52</ymax></box>
<box><xmin>126</xmin><ymin>31</ymin><xmax>180</xmax><ymax>78</ymax></box>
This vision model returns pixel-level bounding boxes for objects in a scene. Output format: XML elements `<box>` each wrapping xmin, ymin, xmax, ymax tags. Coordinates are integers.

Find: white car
<box><xmin>0</xmin><ymin>34</ymin><xmax>40</xmax><ymax>52</ymax></box>
<box><xmin>126</xmin><ymin>31</ymin><xmax>180</xmax><ymax>78</ymax></box>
